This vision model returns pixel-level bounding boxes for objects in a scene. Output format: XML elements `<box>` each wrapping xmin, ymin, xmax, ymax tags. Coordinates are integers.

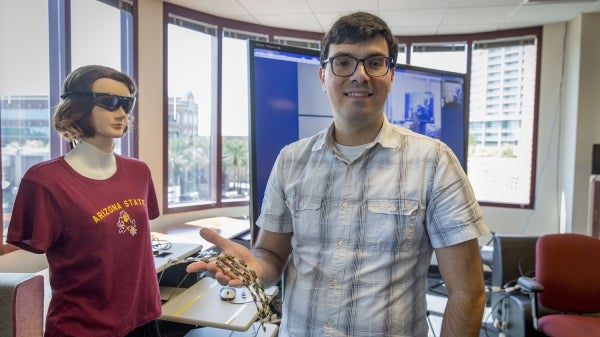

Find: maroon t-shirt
<box><xmin>8</xmin><ymin>155</ymin><xmax>161</xmax><ymax>337</ymax></box>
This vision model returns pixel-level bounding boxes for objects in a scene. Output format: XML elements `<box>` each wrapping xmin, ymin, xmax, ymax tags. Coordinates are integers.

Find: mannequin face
<box><xmin>84</xmin><ymin>78</ymin><xmax>132</xmax><ymax>150</ymax></box>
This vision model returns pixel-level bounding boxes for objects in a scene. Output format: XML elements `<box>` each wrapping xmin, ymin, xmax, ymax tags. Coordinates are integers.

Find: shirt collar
<box><xmin>314</xmin><ymin>115</ymin><xmax>402</xmax><ymax>153</ymax></box>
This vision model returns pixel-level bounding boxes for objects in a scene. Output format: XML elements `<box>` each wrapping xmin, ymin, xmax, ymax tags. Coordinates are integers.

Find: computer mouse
<box><xmin>219</xmin><ymin>287</ymin><xmax>236</xmax><ymax>301</ymax></box>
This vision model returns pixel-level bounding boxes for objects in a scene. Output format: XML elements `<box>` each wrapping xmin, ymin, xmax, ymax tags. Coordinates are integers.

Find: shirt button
<box><xmin>337</xmin><ymin>240</ymin><xmax>344</xmax><ymax>248</ymax></box>
<box><xmin>299</xmin><ymin>201</ymin><xmax>304</xmax><ymax>208</ymax></box>
<box><xmin>341</xmin><ymin>200</ymin><xmax>348</xmax><ymax>208</ymax></box>
<box><xmin>332</xmin><ymin>279</ymin><xmax>338</xmax><ymax>286</ymax></box>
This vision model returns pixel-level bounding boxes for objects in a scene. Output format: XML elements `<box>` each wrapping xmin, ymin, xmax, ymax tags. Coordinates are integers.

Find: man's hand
<box><xmin>186</xmin><ymin>228</ymin><xmax>260</xmax><ymax>287</ymax></box>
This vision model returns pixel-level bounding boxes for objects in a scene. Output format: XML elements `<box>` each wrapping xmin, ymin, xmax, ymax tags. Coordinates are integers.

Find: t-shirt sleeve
<box><xmin>146</xmin><ymin>172</ymin><xmax>160</xmax><ymax>220</ymax></box>
<box><xmin>7</xmin><ymin>177</ymin><xmax>63</xmax><ymax>254</ymax></box>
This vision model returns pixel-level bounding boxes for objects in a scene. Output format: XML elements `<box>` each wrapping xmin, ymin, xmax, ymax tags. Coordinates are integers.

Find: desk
<box><xmin>153</xmin><ymin>216</ymin><xmax>250</xmax><ymax>274</ymax></box>
<box><xmin>184</xmin><ymin>322</ymin><xmax>279</xmax><ymax>337</ymax></box>
<box><xmin>158</xmin><ymin>217</ymin><xmax>275</xmax><ymax>333</ymax></box>
<box><xmin>161</xmin><ymin>277</ymin><xmax>278</xmax><ymax>332</ymax></box>
<box><xmin>36</xmin><ymin>217</ymin><xmax>255</xmax><ymax>335</ymax></box>
<box><xmin>155</xmin><ymin>216</ymin><xmax>251</xmax><ymax>250</ymax></box>
<box><xmin>152</xmin><ymin>239</ymin><xmax>203</xmax><ymax>273</ymax></box>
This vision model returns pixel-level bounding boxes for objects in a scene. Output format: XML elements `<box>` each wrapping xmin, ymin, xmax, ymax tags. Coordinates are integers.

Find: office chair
<box><xmin>517</xmin><ymin>233</ymin><xmax>600</xmax><ymax>337</ymax></box>
<box><xmin>0</xmin><ymin>273</ymin><xmax>44</xmax><ymax>337</ymax></box>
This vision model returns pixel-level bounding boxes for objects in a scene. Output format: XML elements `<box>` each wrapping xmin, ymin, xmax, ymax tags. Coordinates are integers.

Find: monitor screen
<box><xmin>247</xmin><ymin>41</ymin><xmax>326</xmax><ymax>238</ymax></box>
<box><xmin>248</xmin><ymin>41</ymin><xmax>467</xmax><ymax>237</ymax></box>
<box><xmin>387</xmin><ymin>64</ymin><xmax>467</xmax><ymax>170</ymax></box>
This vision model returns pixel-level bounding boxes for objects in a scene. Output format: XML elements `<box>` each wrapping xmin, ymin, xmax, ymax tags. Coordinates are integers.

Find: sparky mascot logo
<box><xmin>117</xmin><ymin>210</ymin><xmax>137</xmax><ymax>236</ymax></box>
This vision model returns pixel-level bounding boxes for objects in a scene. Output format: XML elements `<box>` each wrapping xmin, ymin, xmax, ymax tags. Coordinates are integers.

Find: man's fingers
<box><xmin>185</xmin><ymin>260</ymin><xmax>208</xmax><ymax>273</ymax></box>
<box><xmin>199</xmin><ymin>228</ymin><xmax>231</xmax><ymax>250</ymax></box>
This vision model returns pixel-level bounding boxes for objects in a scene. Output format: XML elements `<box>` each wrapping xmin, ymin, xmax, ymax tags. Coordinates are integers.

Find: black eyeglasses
<box><xmin>61</xmin><ymin>92</ymin><xmax>136</xmax><ymax>114</ymax></box>
<box><xmin>322</xmin><ymin>56</ymin><xmax>394</xmax><ymax>77</ymax></box>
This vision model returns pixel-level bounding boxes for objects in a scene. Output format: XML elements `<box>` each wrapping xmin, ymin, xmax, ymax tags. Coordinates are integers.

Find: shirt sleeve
<box><xmin>427</xmin><ymin>142</ymin><xmax>488</xmax><ymax>248</ymax></box>
<box><xmin>7</xmin><ymin>177</ymin><xmax>63</xmax><ymax>254</ymax></box>
<box><xmin>146</xmin><ymin>170</ymin><xmax>160</xmax><ymax>220</ymax></box>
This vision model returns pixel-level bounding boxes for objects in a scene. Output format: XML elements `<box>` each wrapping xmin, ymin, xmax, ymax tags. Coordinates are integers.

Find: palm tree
<box><xmin>222</xmin><ymin>137</ymin><xmax>248</xmax><ymax>196</ymax></box>
<box><xmin>168</xmin><ymin>134</ymin><xmax>209</xmax><ymax>201</ymax></box>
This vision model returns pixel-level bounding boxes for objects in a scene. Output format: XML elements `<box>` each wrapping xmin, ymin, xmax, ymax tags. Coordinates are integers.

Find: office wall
<box><xmin>559</xmin><ymin>17</ymin><xmax>581</xmax><ymax>234</ymax></box>
<box><xmin>136</xmin><ymin>1</ymin><xmax>598</xmax><ymax>236</ymax></box>
<box><xmin>567</xmin><ymin>13</ymin><xmax>600</xmax><ymax>234</ymax></box>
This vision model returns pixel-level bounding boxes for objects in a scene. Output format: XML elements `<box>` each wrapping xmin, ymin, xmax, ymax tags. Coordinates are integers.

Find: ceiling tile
<box><xmin>254</xmin><ymin>13</ymin><xmax>323</xmax><ymax>33</ymax></box>
<box><xmin>307</xmin><ymin>0</ymin><xmax>379</xmax><ymax>13</ymax></box>
<box><xmin>443</xmin><ymin>6</ymin><xmax>517</xmax><ymax>25</ymax></box>
<box><xmin>239</xmin><ymin>0</ymin><xmax>313</xmax><ymax>16</ymax></box>
<box><xmin>166</xmin><ymin>0</ymin><xmax>600</xmax><ymax>36</ymax></box>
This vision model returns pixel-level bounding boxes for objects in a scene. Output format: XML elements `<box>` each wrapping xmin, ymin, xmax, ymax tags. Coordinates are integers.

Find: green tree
<box><xmin>222</xmin><ymin>137</ymin><xmax>248</xmax><ymax>195</ymax></box>
<box><xmin>168</xmin><ymin>134</ymin><xmax>209</xmax><ymax>201</ymax></box>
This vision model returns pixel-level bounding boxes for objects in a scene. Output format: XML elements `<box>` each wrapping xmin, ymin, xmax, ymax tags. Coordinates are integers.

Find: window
<box><xmin>71</xmin><ymin>0</ymin><xmax>135</xmax><ymax>155</ymax></box>
<box><xmin>163</xmin><ymin>4</ymin><xmax>324</xmax><ymax>213</ymax></box>
<box><xmin>0</xmin><ymin>0</ymin><xmax>135</xmax><ymax>247</ymax></box>
<box><xmin>469</xmin><ymin>36</ymin><xmax>538</xmax><ymax>207</ymax></box>
<box><xmin>160</xmin><ymin>5</ymin><xmax>540</xmax><ymax>213</ymax></box>
<box><xmin>1</xmin><ymin>0</ymin><xmax>51</xmax><ymax>244</ymax></box>
<box><xmin>397</xmin><ymin>44</ymin><xmax>408</xmax><ymax>64</ymax></box>
<box><xmin>410</xmin><ymin>42</ymin><xmax>467</xmax><ymax>73</ymax></box>
<box><xmin>273</xmin><ymin>36</ymin><xmax>320</xmax><ymax>50</ymax></box>
<box><xmin>221</xmin><ymin>30</ymin><xmax>268</xmax><ymax>203</ymax></box>
<box><xmin>165</xmin><ymin>14</ymin><xmax>216</xmax><ymax>211</ymax></box>
<box><xmin>400</xmin><ymin>29</ymin><xmax>540</xmax><ymax>208</ymax></box>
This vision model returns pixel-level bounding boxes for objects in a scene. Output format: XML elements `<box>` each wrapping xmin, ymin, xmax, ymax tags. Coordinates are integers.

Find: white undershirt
<box><xmin>335</xmin><ymin>142</ymin><xmax>373</xmax><ymax>162</ymax></box>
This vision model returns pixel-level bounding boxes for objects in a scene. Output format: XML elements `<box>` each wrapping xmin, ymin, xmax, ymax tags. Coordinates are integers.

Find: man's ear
<box><xmin>388</xmin><ymin>66</ymin><xmax>394</xmax><ymax>92</ymax></box>
<box><xmin>318</xmin><ymin>67</ymin><xmax>326</xmax><ymax>92</ymax></box>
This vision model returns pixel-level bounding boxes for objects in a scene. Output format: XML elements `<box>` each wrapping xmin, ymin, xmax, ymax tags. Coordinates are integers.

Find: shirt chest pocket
<box><xmin>363</xmin><ymin>198</ymin><xmax>422</xmax><ymax>252</ymax></box>
<box><xmin>288</xmin><ymin>197</ymin><xmax>325</xmax><ymax>243</ymax></box>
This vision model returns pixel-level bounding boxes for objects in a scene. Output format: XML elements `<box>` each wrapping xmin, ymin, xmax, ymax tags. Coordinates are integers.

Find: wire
<box><xmin>426</xmin><ymin>310</ymin><xmax>437</xmax><ymax>337</ymax></box>
<box><xmin>152</xmin><ymin>236</ymin><xmax>172</xmax><ymax>251</ymax></box>
<box><xmin>483</xmin><ymin>292</ymin><xmax>513</xmax><ymax>337</ymax></box>
<box><xmin>517</xmin><ymin>255</ymin><xmax>535</xmax><ymax>278</ymax></box>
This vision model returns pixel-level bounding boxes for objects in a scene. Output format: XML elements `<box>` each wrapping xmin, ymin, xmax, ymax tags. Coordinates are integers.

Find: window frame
<box><xmin>161</xmin><ymin>4</ymin><xmax>322</xmax><ymax>214</ymax></box>
<box><xmin>161</xmin><ymin>4</ymin><xmax>542</xmax><ymax>213</ymax></box>
<box><xmin>399</xmin><ymin>28</ymin><xmax>541</xmax><ymax>209</ymax></box>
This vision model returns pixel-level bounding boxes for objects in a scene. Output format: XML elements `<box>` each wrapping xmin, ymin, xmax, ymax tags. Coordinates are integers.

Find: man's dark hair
<box><xmin>320</xmin><ymin>12</ymin><xmax>398</xmax><ymax>67</ymax></box>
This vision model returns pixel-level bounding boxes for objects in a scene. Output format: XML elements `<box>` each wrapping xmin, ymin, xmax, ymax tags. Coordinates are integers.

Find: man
<box><xmin>188</xmin><ymin>11</ymin><xmax>489</xmax><ymax>337</ymax></box>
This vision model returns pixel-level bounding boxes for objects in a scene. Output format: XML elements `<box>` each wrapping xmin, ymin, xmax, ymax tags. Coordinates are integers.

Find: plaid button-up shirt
<box><xmin>258</xmin><ymin>117</ymin><xmax>488</xmax><ymax>337</ymax></box>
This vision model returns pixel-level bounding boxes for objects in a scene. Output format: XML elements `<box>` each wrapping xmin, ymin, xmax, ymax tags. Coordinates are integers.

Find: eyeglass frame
<box><xmin>321</xmin><ymin>55</ymin><xmax>395</xmax><ymax>77</ymax></box>
<box><xmin>60</xmin><ymin>92</ymin><xmax>137</xmax><ymax>114</ymax></box>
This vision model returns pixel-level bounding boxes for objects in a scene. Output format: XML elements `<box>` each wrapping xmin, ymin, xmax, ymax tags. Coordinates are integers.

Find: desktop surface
<box><xmin>155</xmin><ymin>216</ymin><xmax>251</xmax><ymax>250</ymax></box>
<box><xmin>161</xmin><ymin>277</ymin><xmax>278</xmax><ymax>331</ymax></box>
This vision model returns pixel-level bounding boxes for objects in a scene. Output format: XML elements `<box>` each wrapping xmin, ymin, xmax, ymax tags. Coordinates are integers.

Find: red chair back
<box><xmin>535</xmin><ymin>233</ymin><xmax>600</xmax><ymax>313</ymax></box>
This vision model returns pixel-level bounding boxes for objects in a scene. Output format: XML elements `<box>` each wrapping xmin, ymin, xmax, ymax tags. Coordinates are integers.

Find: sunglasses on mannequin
<box><xmin>61</xmin><ymin>92</ymin><xmax>136</xmax><ymax>114</ymax></box>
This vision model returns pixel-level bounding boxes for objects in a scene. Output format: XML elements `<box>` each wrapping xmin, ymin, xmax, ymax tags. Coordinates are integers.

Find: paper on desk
<box><xmin>185</xmin><ymin>216</ymin><xmax>247</xmax><ymax>230</ymax></box>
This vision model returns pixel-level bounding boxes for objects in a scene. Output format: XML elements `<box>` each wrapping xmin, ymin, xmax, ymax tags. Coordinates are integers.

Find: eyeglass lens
<box><xmin>330</xmin><ymin>56</ymin><xmax>391</xmax><ymax>77</ymax></box>
<box><xmin>94</xmin><ymin>94</ymin><xmax>136</xmax><ymax>114</ymax></box>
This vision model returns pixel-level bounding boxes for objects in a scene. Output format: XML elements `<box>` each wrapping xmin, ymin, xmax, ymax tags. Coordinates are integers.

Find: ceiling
<box><xmin>165</xmin><ymin>0</ymin><xmax>600</xmax><ymax>36</ymax></box>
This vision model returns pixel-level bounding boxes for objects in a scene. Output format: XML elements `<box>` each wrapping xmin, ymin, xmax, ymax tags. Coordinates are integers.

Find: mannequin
<box><xmin>7</xmin><ymin>65</ymin><xmax>161</xmax><ymax>337</ymax></box>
